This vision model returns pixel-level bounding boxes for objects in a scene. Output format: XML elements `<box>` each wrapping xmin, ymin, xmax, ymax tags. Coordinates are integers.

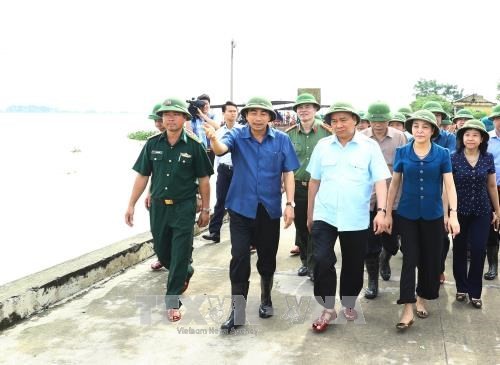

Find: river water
<box><xmin>0</xmin><ymin>113</ymin><xmax>158</xmax><ymax>285</ymax></box>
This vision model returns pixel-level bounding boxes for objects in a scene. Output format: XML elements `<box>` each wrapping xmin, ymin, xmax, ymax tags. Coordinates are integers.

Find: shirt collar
<box><xmin>241</xmin><ymin>124</ymin><xmax>275</xmax><ymax>139</ymax></box>
<box><xmin>159</xmin><ymin>129</ymin><xmax>188</xmax><ymax>144</ymax></box>
<box><xmin>330</xmin><ymin>131</ymin><xmax>361</xmax><ymax>145</ymax></box>
<box><xmin>298</xmin><ymin>120</ymin><xmax>322</xmax><ymax>134</ymax></box>
<box><xmin>363</xmin><ymin>126</ymin><xmax>396</xmax><ymax>139</ymax></box>
<box><xmin>408</xmin><ymin>140</ymin><xmax>438</xmax><ymax>162</ymax></box>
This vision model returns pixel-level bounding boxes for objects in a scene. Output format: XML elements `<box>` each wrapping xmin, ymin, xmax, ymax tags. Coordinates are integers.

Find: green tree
<box><xmin>414</xmin><ymin>78</ymin><xmax>464</xmax><ymax>101</ymax></box>
<box><xmin>496</xmin><ymin>81</ymin><xmax>500</xmax><ymax>102</ymax></box>
<box><xmin>410</xmin><ymin>94</ymin><xmax>453</xmax><ymax>114</ymax></box>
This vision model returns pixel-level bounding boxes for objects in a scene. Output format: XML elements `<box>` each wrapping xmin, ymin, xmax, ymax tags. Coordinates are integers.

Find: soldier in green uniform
<box><xmin>125</xmin><ymin>97</ymin><xmax>213</xmax><ymax>322</ymax></box>
<box><xmin>286</xmin><ymin>93</ymin><xmax>331</xmax><ymax>280</ymax></box>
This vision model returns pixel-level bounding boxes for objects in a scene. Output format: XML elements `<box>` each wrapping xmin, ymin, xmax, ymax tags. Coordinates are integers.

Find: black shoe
<box><xmin>259</xmin><ymin>276</ymin><xmax>274</xmax><ymax>318</ymax></box>
<box><xmin>484</xmin><ymin>245</ymin><xmax>498</xmax><ymax>280</ymax></box>
<box><xmin>379</xmin><ymin>248</ymin><xmax>391</xmax><ymax>281</ymax></box>
<box><xmin>364</xmin><ymin>257</ymin><xmax>379</xmax><ymax>299</ymax></box>
<box><xmin>202</xmin><ymin>232</ymin><xmax>220</xmax><ymax>243</ymax></box>
<box><xmin>221</xmin><ymin>282</ymin><xmax>249</xmax><ymax>333</ymax></box>
<box><xmin>297</xmin><ymin>266</ymin><xmax>308</xmax><ymax>276</ymax></box>
<box><xmin>308</xmin><ymin>270</ymin><xmax>315</xmax><ymax>282</ymax></box>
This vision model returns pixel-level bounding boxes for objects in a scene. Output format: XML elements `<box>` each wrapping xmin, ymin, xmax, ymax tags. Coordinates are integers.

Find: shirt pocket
<box><xmin>347</xmin><ymin>157</ymin><xmax>369</xmax><ymax>183</ymax></box>
<box><xmin>292</xmin><ymin>142</ymin><xmax>303</xmax><ymax>154</ymax></box>
<box><xmin>320</xmin><ymin>155</ymin><xmax>338</xmax><ymax>182</ymax></box>
<box><xmin>262</xmin><ymin>148</ymin><xmax>284</xmax><ymax>171</ymax></box>
<box><xmin>150</xmin><ymin>150</ymin><xmax>164</xmax><ymax>161</ymax></box>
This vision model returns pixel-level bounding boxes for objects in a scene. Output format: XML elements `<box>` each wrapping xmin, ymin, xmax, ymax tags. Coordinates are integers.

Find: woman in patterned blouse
<box><xmin>450</xmin><ymin>119</ymin><xmax>500</xmax><ymax>309</ymax></box>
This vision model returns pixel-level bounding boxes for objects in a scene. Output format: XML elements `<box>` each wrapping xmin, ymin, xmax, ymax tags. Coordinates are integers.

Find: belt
<box><xmin>219</xmin><ymin>163</ymin><xmax>233</xmax><ymax>170</ymax></box>
<box><xmin>153</xmin><ymin>197</ymin><xmax>191</xmax><ymax>205</ymax></box>
<box><xmin>295</xmin><ymin>180</ymin><xmax>308</xmax><ymax>187</ymax></box>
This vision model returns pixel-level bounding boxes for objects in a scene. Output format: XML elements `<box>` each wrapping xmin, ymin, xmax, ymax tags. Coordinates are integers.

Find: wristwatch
<box><xmin>286</xmin><ymin>201</ymin><xmax>296</xmax><ymax>208</ymax></box>
<box><xmin>376</xmin><ymin>208</ymin><xmax>387</xmax><ymax>214</ymax></box>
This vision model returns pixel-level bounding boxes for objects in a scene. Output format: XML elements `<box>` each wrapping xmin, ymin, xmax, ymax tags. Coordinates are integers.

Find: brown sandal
<box><xmin>312</xmin><ymin>309</ymin><xmax>336</xmax><ymax>333</ymax></box>
<box><xmin>167</xmin><ymin>308</ymin><xmax>181</xmax><ymax>322</ymax></box>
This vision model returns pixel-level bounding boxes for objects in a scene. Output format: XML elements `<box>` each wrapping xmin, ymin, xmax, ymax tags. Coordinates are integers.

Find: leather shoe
<box><xmin>297</xmin><ymin>266</ymin><xmax>308</xmax><ymax>276</ymax></box>
<box><xmin>202</xmin><ymin>232</ymin><xmax>220</xmax><ymax>243</ymax></box>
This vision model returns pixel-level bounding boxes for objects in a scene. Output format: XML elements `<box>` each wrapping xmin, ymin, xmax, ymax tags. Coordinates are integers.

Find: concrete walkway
<box><xmin>1</xmin><ymin>223</ymin><xmax>500</xmax><ymax>365</ymax></box>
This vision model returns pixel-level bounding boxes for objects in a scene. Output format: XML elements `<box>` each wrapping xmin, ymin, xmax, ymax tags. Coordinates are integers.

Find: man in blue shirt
<box><xmin>306</xmin><ymin>102</ymin><xmax>390</xmax><ymax>332</ymax></box>
<box><xmin>204</xmin><ymin>96</ymin><xmax>299</xmax><ymax>333</ymax></box>
<box><xmin>485</xmin><ymin>105</ymin><xmax>500</xmax><ymax>280</ymax></box>
<box><xmin>422</xmin><ymin>101</ymin><xmax>456</xmax><ymax>283</ymax></box>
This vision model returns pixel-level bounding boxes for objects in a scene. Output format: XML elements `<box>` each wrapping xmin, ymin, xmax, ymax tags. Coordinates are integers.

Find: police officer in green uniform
<box><xmin>125</xmin><ymin>97</ymin><xmax>213</xmax><ymax>322</ymax></box>
<box><xmin>286</xmin><ymin>93</ymin><xmax>331</xmax><ymax>280</ymax></box>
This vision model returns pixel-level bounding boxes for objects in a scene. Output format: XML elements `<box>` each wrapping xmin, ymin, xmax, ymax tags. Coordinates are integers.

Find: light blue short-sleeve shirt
<box><xmin>307</xmin><ymin>132</ymin><xmax>391</xmax><ymax>231</ymax></box>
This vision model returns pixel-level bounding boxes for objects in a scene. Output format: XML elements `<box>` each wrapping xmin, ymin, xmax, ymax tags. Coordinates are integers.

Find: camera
<box><xmin>186</xmin><ymin>98</ymin><xmax>207</xmax><ymax>119</ymax></box>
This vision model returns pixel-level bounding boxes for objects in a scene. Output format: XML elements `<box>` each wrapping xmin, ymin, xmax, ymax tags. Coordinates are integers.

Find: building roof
<box><xmin>453</xmin><ymin>93</ymin><xmax>496</xmax><ymax>106</ymax></box>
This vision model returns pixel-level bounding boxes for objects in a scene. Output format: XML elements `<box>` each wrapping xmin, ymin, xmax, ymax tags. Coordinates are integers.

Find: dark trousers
<box><xmin>397</xmin><ymin>215</ymin><xmax>443</xmax><ymax>304</ymax></box>
<box><xmin>150</xmin><ymin>199</ymin><xmax>196</xmax><ymax>309</ymax></box>
<box><xmin>453</xmin><ymin>214</ymin><xmax>490</xmax><ymax>299</ymax></box>
<box><xmin>366</xmin><ymin>210</ymin><xmax>400</xmax><ymax>258</ymax></box>
<box><xmin>228</xmin><ymin>204</ymin><xmax>280</xmax><ymax>284</ymax></box>
<box><xmin>208</xmin><ymin>164</ymin><xmax>233</xmax><ymax>235</ymax></box>
<box><xmin>295</xmin><ymin>182</ymin><xmax>314</xmax><ymax>270</ymax></box>
<box><xmin>312</xmin><ymin>220</ymin><xmax>368</xmax><ymax>309</ymax></box>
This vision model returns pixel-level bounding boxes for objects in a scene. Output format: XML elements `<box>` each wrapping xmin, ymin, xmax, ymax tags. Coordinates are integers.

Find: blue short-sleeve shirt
<box><xmin>221</xmin><ymin>125</ymin><xmax>300</xmax><ymax>219</ymax></box>
<box><xmin>451</xmin><ymin>151</ymin><xmax>495</xmax><ymax>216</ymax></box>
<box><xmin>433</xmin><ymin>129</ymin><xmax>456</xmax><ymax>151</ymax></box>
<box><xmin>394</xmin><ymin>141</ymin><xmax>452</xmax><ymax>220</ymax></box>
<box><xmin>306</xmin><ymin>133</ymin><xmax>391</xmax><ymax>231</ymax></box>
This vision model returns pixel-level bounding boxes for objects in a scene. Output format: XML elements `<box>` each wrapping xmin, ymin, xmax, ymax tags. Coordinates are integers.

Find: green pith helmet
<box><xmin>489</xmin><ymin>104</ymin><xmax>500</xmax><ymax>119</ymax></box>
<box><xmin>441</xmin><ymin>118</ymin><xmax>452</xmax><ymax>125</ymax></box>
<box><xmin>156</xmin><ymin>98</ymin><xmax>191</xmax><ymax>120</ymax></box>
<box><xmin>148</xmin><ymin>103</ymin><xmax>162</xmax><ymax>120</ymax></box>
<box><xmin>323</xmin><ymin>102</ymin><xmax>360</xmax><ymax>124</ymax></box>
<box><xmin>293</xmin><ymin>93</ymin><xmax>320</xmax><ymax>112</ymax></box>
<box><xmin>366</xmin><ymin>101</ymin><xmax>391</xmax><ymax>122</ymax></box>
<box><xmin>240</xmin><ymin>96</ymin><xmax>277</xmax><ymax>121</ymax></box>
<box><xmin>456</xmin><ymin>119</ymin><xmax>489</xmax><ymax>143</ymax></box>
<box><xmin>358</xmin><ymin>110</ymin><xmax>368</xmax><ymax>121</ymax></box>
<box><xmin>422</xmin><ymin>101</ymin><xmax>449</xmax><ymax>119</ymax></box>
<box><xmin>452</xmin><ymin>108</ymin><xmax>474</xmax><ymax>122</ymax></box>
<box><xmin>398</xmin><ymin>106</ymin><xmax>413</xmax><ymax>119</ymax></box>
<box><xmin>405</xmin><ymin>109</ymin><xmax>440</xmax><ymax>139</ymax></box>
<box><xmin>389</xmin><ymin>112</ymin><xmax>406</xmax><ymax>124</ymax></box>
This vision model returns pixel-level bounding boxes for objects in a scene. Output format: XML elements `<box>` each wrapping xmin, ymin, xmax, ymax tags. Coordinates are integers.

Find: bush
<box><xmin>127</xmin><ymin>130</ymin><xmax>158</xmax><ymax>140</ymax></box>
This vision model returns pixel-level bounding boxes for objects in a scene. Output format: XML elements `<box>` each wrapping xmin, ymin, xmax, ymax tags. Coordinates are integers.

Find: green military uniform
<box><xmin>286</xmin><ymin>119</ymin><xmax>331</xmax><ymax>275</ymax></box>
<box><xmin>133</xmin><ymin>128</ymin><xmax>213</xmax><ymax>308</ymax></box>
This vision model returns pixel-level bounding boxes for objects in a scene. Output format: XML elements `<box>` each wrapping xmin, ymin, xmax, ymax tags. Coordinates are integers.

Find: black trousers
<box><xmin>208</xmin><ymin>164</ymin><xmax>233</xmax><ymax>235</ymax></box>
<box><xmin>453</xmin><ymin>214</ymin><xmax>489</xmax><ymax>299</ymax></box>
<box><xmin>312</xmin><ymin>220</ymin><xmax>368</xmax><ymax>309</ymax></box>
<box><xmin>397</xmin><ymin>215</ymin><xmax>444</xmax><ymax>304</ymax></box>
<box><xmin>366</xmin><ymin>210</ymin><xmax>400</xmax><ymax>258</ymax></box>
<box><xmin>228</xmin><ymin>204</ymin><xmax>280</xmax><ymax>284</ymax></box>
<box><xmin>295</xmin><ymin>182</ymin><xmax>314</xmax><ymax>270</ymax></box>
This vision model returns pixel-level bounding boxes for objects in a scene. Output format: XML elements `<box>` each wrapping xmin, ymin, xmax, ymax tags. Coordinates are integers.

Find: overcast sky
<box><xmin>1</xmin><ymin>0</ymin><xmax>499</xmax><ymax>113</ymax></box>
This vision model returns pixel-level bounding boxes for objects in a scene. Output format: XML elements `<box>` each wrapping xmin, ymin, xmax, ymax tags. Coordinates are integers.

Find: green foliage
<box><xmin>497</xmin><ymin>81</ymin><xmax>500</xmax><ymax>101</ymax></box>
<box><xmin>410</xmin><ymin>94</ymin><xmax>453</xmax><ymax>114</ymax></box>
<box><xmin>127</xmin><ymin>130</ymin><xmax>158</xmax><ymax>140</ymax></box>
<box><xmin>414</xmin><ymin>78</ymin><xmax>464</xmax><ymax>101</ymax></box>
<box><xmin>472</xmin><ymin>110</ymin><xmax>487</xmax><ymax>119</ymax></box>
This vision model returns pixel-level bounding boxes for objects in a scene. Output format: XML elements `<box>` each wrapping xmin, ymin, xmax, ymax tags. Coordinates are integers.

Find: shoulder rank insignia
<box><xmin>285</xmin><ymin>124</ymin><xmax>298</xmax><ymax>133</ymax></box>
<box><xmin>185</xmin><ymin>129</ymin><xmax>202</xmax><ymax>143</ymax></box>
<box><xmin>147</xmin><ymin>131</ymin><xmax>163</xmax><ymax>140</ymax></box>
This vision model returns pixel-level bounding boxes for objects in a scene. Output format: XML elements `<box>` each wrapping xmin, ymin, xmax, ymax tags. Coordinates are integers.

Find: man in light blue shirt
<box><xmin>307</xmin><ymin>102</ymin><xmax>390</xmax><ymax>333</ymax></box>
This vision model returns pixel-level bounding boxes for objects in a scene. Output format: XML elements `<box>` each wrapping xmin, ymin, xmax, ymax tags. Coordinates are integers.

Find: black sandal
<box><xmin>455</xmin><ymin>293</ymin><xmax>467</xmax><ymax>302</ymax></box>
